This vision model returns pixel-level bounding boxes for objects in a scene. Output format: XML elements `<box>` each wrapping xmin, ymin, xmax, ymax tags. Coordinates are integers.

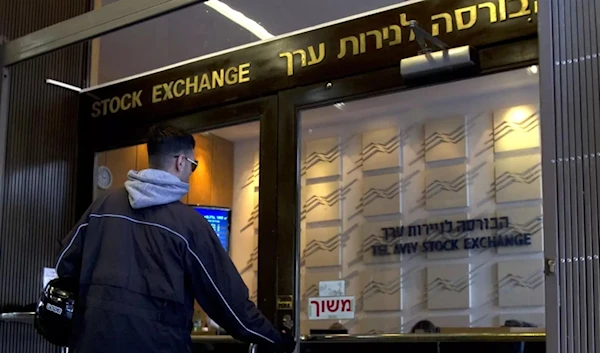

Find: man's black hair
<box><xmin>147</xmin><ymin>125</ymin><xmax>195</xmax><ymax>169</ymax></box>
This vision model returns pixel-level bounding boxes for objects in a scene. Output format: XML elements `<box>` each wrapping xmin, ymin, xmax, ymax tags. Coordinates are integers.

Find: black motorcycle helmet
<box><xmin>34</xmin><ymin>277</ymin><xmax>78</xmax><ymax>346</ymax></box>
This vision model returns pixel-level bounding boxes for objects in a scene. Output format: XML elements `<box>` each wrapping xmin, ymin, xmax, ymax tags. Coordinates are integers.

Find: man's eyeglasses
<box><xmin>174</xmin><ymin>156</ymin><xmax>198</xmax><ymax>172</ymax></box>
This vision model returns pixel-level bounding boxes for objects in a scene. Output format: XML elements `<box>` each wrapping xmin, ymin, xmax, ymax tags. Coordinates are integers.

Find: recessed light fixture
<box><xmin>205</xmin><ymin>0</ymin><xmax>274</xmax><ymax>40</ymax></box>
<box><xmin>528</xmin><ymin>65</ymin><xmax>538</xmax><ymax>75</ymax></box>
<box><xmin>506</xmin><ymin>106</ymin><xmax>534</xmax><ymax>123</ymax></box>
<box><xmin>334</xmin><ymin>102</ymin><xmax>345</xmax><ymax>110</ymax></box>
<box><xmin>46</xmin><ymin>79</ymin><xmax>81</xmax><ymax>92</ymax></box>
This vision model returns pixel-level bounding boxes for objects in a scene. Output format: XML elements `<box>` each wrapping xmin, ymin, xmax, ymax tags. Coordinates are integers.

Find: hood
<box><xmin>124</xmin><ymin>169</ymin><xmax>189</xmax><ymax>209</ymax></box>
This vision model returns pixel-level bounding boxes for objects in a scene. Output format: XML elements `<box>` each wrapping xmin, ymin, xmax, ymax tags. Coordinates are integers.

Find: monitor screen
<box><xmin>191</xmin><ymin>206</ymin><xmax>231</xmax><ymax>253</ymax></box>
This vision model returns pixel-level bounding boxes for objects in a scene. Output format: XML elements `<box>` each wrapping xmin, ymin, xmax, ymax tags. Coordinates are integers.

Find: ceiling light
<box><xmin>528</xmin><ymin>65</ymin><xmax>538</xmax><ymax>75</ymax></box>
<box><xmin>506</xmin><ymin>106</ymin><xmax>533</xmax><ymax>123</ymax></box>
<box><xmin>334</xmin><ymin>102</ymin><xmax>345</xmax><ymax>110</ymax></box>
<box><xmin>46</xmin><ymin>79</ymin><xmax>81</xmax><ymax>92</ymax></box>
<box><xmin>205</xmin><ymin>0</ymin><xmax>274</xmax><ymax>40</ymax></box>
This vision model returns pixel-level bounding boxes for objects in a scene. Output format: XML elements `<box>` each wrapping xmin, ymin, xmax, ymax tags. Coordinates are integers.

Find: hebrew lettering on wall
<box><xmin>429</xmin><ymin>0</ymin><xmax>538</xmax><ymax>37</ymax></box>
<box><xmin>280</xmin><ymin>43</ymin><xmax>326</xmax><ymax>76</ymax></box>
<box><xmin>496</xmin><ymin>206</ymin><xmax>543</xmax><ymax>255</ymax></box>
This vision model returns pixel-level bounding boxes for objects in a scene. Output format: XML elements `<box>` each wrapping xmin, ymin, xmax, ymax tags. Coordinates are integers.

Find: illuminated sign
<box><xmin>84</xmin><ymin>0</ymin><xmax>538</xmax><ymax>122</ymax></box>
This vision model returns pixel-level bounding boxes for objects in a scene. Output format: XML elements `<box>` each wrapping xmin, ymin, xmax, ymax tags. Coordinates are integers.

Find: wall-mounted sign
<box><xmin>308</xmin><ymin>296</ymin><xmax>355</xmax><ymax>320</ymax></box>
<box><xmin>372</xmin><ymin>216</ymin><xmax>533</xmax><ymax>256</ymax></box>
<box><xmin>319</xmin><ymin>280</ymin><xmax>345</xmax><ymax>297</ymax></box>
<box><xmin>83</xmin><ymin>0</ymin><xmax>538</xmax><ymax>125</ymax></box>
<box><xmin>277</xmin><ymin>295</ymin><xmax>293</xmax><ymax>310</ymax></box>
<box><xmin>43</xmin><ymin>267</ymin><xmax>57</xmax><ymax>289</ymax></box>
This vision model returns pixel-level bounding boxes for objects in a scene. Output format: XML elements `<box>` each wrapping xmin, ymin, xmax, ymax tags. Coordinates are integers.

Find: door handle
<box><xmin>248</xmin><ymin>343</ymin><xmax>257</xmax><ymax>353</ymax></box>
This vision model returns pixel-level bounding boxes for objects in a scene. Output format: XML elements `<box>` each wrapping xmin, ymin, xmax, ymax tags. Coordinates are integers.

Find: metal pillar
<box><xmin>0</xmin><ymin>42</ymin><xmax>10</xmax><ymax>253</ymax></box>
<box><xmin>539</xmin><ymin>0</ymin><xmax>600</xmax><ymax>352</ymax></box>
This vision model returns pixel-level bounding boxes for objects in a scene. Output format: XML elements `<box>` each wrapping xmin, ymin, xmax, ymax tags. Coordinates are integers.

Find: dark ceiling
<box><xmin>97</xmin><ymin>0</ymin><xmax>405</xmax><ymax>85</ymax></box>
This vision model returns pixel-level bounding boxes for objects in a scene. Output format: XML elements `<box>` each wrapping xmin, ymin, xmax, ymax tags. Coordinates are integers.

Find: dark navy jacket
<box><xmin>56</xmin><ymin>188</ymin><xmax>282</xmax><ymax>353</ymax></box>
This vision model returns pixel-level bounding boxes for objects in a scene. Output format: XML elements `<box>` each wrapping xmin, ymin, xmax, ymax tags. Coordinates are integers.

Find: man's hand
<box><xmin>275</xmin><ymin>330</ymin><xmax>296</xmax><ymax>353</ymax></box>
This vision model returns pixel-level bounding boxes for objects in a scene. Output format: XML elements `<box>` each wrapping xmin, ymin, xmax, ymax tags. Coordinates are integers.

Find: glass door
<box><xmin>295</xmin><ymin>67</ymin><xmax>545</xmax><ymax>335</ymax></box>
<box><xmin>91</xmin><ymin>108</ymin><xmax>278</xmax><ymax>337</ymax></box>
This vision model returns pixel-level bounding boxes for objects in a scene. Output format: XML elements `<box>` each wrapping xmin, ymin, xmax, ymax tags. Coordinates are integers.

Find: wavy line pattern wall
<box><xmin>230</xmin><ymin>141</ymin><xmax>261</xmax><ymax>303</ymax></box>
<box><xmin>298</xmin><ymin>103</ymin><xmax>544</xmax><ymax>334</ymax></box>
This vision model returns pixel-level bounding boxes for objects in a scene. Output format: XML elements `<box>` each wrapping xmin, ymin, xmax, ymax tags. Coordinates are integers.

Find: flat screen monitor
<box><xmin>190</xmin><ymin>205</ymin><xmax>231</xmax><ymax>253</ymax></box>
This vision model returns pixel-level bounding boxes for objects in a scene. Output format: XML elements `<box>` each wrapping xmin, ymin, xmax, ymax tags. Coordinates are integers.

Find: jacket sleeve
<box><xmin>185</xmin><ymin>218</ymin><xmax>282</xmax><ymax>346</ymax></box>
<box><xmin>55</xmin><ymin>207</ymin><xmax>91</xmax><ymax>279</ymax></box>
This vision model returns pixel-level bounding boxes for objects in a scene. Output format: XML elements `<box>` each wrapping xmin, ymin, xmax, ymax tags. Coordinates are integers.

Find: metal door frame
<box><xmin>537</xmin><ymin>1</ymin><xmax>560</xmax><ymax>353</ymax></box>
<box><xmin>276</xmin><ymin>44</ymin><xmax>541</xmax><ymax>342</ymax></box>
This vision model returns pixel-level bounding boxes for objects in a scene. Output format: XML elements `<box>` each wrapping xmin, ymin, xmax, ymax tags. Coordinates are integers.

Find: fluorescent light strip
<box><xmin>205</xmin><ymin>0</ymin><xmax>274</xmax><ymax>40</ymax></box>
<box><xmin>46</xmin><ymin>79</ymin><xmax>82</xmax><ymax>92</ymax></box>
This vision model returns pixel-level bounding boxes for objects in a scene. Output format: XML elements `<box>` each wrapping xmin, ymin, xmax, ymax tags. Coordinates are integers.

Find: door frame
<box><xmin>76</xmin><ymin>95</ymin><xmax>281</xmax><ymax>321</ymax></box>
<box><xmin>275</xmin><ymin>47</ymin><xmax>544</xmax><ymax>337</ymax></box>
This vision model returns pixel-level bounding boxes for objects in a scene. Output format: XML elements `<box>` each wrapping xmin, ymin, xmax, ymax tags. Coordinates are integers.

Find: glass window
<box><xmin>298</xmin><ymin>67</ymin><xmax>544</xmax><ymax>334</ymax></box>
<box><xmin>93</xmin><ymin>120</ymin><xmax>261</xmax><ymax>334</ymax></box>
<box><xmin>89</xmin><ymin>0</ymin><xmax>410</xmax><ymax>87</ymax></box>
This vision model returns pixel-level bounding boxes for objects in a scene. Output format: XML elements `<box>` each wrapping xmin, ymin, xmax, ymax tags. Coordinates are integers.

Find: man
<box><xmin>56</xmin><ymin>125</ymin><xmax>294</xmax><ymax>353</ymax></box>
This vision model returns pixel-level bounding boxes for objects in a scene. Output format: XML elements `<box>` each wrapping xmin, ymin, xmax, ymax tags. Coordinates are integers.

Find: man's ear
<box><xmin>175</xmin><ymin>155</ymin><xmax>186</xmax><ymax>172</ymax></box>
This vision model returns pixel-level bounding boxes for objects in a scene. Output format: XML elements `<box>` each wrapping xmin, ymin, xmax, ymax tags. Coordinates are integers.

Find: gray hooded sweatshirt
<box><xmin>124</xmin><ymin>169</ymin><xmax>189</xmax><ymax>209</ymax></box>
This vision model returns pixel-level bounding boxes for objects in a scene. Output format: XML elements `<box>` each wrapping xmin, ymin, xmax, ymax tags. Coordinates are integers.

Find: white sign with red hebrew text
<box><xmin>307</xmin><ymin>296</ymin><xmax>355</xmax><ymax>320</ymax></box>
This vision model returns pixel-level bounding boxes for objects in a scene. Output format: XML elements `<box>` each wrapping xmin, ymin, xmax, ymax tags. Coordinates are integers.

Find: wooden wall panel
<box><xmin>136</xmin><ymin>144</ymin><xmax>149</xmax><ymax>171</ymax></box>
<box><xmin>97</xmin><ymin>150</ymin><xmax>107</xmax><ymax>166</ymax></box>
<box><xmin>188</xmin><ymin>134</ymin><xmax>213</xmax><ymax>205</ymax></box>
<box><xmin>107</xmin><ymin>146</ymin><xmax>137</xmax><ymax>189</ymax></box>
<box><xmin>210</xmin><ymin>135</ymin><xmax>234</xmax><ymax>208</ymax></box>
<box><xmin>95</xmin><ymin>146</ymin><xmax>136</xmax><ymax>198</ymax></box>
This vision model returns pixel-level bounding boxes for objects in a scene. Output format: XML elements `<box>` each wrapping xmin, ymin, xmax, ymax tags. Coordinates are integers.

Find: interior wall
<box><xmin>0</xmin><ymin>2</ymin><xmax>90</xmax><ymax>353</ymax></box>
<box><xmin>229</xmin><ymin>139</ymin><xmax>260</xmax><ymax>302</ymax></box>
<box><xmin>296</xmin><ymin>70</ymin><xmax>544</xmax><ymax>334</ymax></box>
<box><xmin>95</xmin><ymin>133</ymin><xmax>234</xmax><ymax>207</ymax></box>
